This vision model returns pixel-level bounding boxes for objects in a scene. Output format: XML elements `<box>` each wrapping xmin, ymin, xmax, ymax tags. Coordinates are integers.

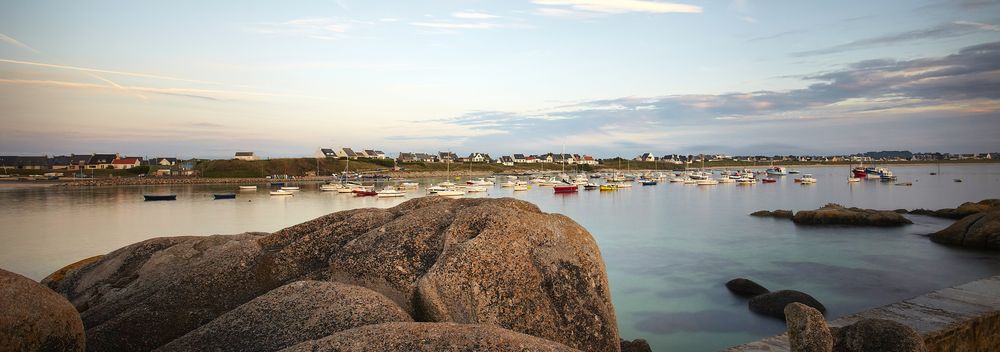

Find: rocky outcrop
<box><xmin>785</xmin><ymin>303</ymin><xmax>833</xmax><ymax>352</ymax></box>
<box><xmin>750</xmin><ymin>210</ymin><xmax>794</xmax><ymax>219</ymax></box>
<box><xmin>832</xmin><ymin>318</ymin><xmax>926</xmax><ymax>352</ymax></box>
<box><xmin>44</xmin><ymin>197</ymin><xmax>618</xmax><ymax>352</ymax></box>
<box><xmin>908</xmin><ymin>199</ymin><xmax>1000</xmax><ymax>219</ymax></box>
<box><xmin>726</xmin><ymin>278</ymin><xmax>770</xmax><ymax>297</ymax></box>
<box><xmin>792</xmin><ymin>204</ymin><xmax>912</xmax><ymax>226</ymax></box>
<box><xmin>929</xmin><ymin>210</ymin><xmax>1000</xmax><ymax>250</ymax></box>
<box><xmin>281</xmin><ymin>322</ymin><xmax>580</xmax><ymax>351</ymax></box>
<box><xmin>0</xmin><ymin>268</ymin><xmax>86</xmax><ymax>352</ymax></box>
<box><xmin>749</xmin><ymin>290</ymin><xmax>826</xmax><ymax>320</ymax></box>
<box><xmin>157</xmin><ymin>281</ymin><xmax>413</xmax><ymax>352</ymax></box>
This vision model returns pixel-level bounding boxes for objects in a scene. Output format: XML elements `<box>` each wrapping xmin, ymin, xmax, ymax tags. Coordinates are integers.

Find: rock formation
<box><xmin>725</xmin><ymin>278</ymin><xmax>771</xmax><ymax>297</ymax></box>
<box><xmin>792</xmin><ymin>204</ymin><xmax>912</xmax><ymax>226</ymax></box>
<box><xmin>785</xmin><ymin>303</ymin><xmax>833</xmax><ymax>352</ymax></box>
<box><xmin>908</xmin><ymin>199</ymin><xmax>1000</xmax><ymax>219</ymax></box>
<box><xmin>38</xmin><ymin>197</ymin><xmax>619</xmax><ymax>352</ymax></box>
<box><xmin>930</xmin><ymin>210</ymin><xmax>1000</xmax><ymax>250</ymax></box>
<box><xmin>749</xmin><ymin>290</ymin><xmax>826</xmax><ymax>320</ymax></box>
<box><xmin>0</xmin><ymin>268</ymin><xmax>86</xmax><ymax>352</ymax></box>
<box><xmin>832</xmin><ymin>319</ymin><xmax>926</xmax><ymax>352</ymax></box>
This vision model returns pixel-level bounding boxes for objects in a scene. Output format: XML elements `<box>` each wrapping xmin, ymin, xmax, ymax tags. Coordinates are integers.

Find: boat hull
<box><xmin>143</xmin><ymin>195</ymin><xmax>176</xmax><ymax>201</ymax></box>
<box><xmin>213</xmin><ymin>194</ymin><xmax>237</xmax><ymax>199</ymax></box>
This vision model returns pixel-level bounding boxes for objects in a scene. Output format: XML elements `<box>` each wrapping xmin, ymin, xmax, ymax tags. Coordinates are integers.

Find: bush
<box><xmin>126</xmin><ymin>165</ymin><xmax>150</xmax><ymax>175</ymax></box>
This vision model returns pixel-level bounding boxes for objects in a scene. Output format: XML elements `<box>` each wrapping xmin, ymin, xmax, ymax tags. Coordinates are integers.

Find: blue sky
<box><xmin>1</xmin><ymin>0</ymin><xmax>998</xmax><ymax>158</ymax></box>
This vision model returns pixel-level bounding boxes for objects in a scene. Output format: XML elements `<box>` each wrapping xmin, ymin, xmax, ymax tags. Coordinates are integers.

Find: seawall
<box><xmin>726</xmin><ymin>275</ymin><xmax>1000</xmax><ymax>351</ymax></box>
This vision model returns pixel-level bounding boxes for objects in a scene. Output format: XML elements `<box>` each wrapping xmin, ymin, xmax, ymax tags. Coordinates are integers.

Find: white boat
<box><xmin>336</xmin><ymin>187</ymin><xmax>355</xmax><ymax>193</ymax></box>
<box><xmin>270</xmin><ymin>190</ymin><xmax>293</xmax><ymax>196</ymax></box>
<box><xmin>426</xmin><ymin>185</ymin><xmax>447</xmax><ymax>194</ymax></box>
<box><xmin>530</xmin><ymin>177</ymin><xmax>546</xmax><ymax>184</ymax></box>
<box><xmin>669</xmin><ymin>177</ymin><xmax>685</xmax><ymax>183</ymax></box>
<box><xmin>500</xmin><ymin>181</ymin><xmax>515</xmax><ymax>187</ymax></box>
<box><xmin>465</xmin><ymin>186</ymin><xmax>488</xmax><ymax>193</ymax></box>
<box><xmin>614</xmin><ymin>182</ymin><xmax>633</xmax><ymax>188</ymax></box>
<box><xmin>467</xmin><ymin>178</ymin><xmax>494</xmax><ymax>186</ymax></box>
<box><xmin>438</xmin><ymin>181</ymin><xmax>455</xmax><ymax>187</ymax></box>
<box><xmin>717</xmin><ymin>177</ymin><xmax>735</xmax><ymax>184</ymax></box>
<box><xmin>795</xmin><ymin>174</ymin><xmax>817</xmax><ymax>184</ymax></box>
<box><xmin>736</xmin><ymin>178</ymin><xmax>755</xmax><ymax>185</ymax></box>
<box><xmin>697</xmin><ymin>179</ymin><xmax>719</xmax><ymax>186</ymax></box>
<box><xmin>377</xmin><ymin>187</ymin><xmax>406</xmax><ymax>198</ymax></box>
<box><xmin>399</xmin><ymin>182</ymin><xmax>419</xmax><ymax>189</ymax></box>
<box><xmin>238</xmin><ymin>185</ymin><xmax>257</xmax><ymax>190</ymax></box>
<box><xmin>683</xmin><ymin>178</ymin><xmax>698</xmax><ymax>185</ymax></box>
<box><xmin>437</xmin><ymin>190</ymin><xmax>465</xmax><ymax>197</ymax></box>
<box><xmin>280</xmin><ymin>186</ymin><xmax>300</xmax><ymax>191</ymax></box>
<box><xmin>513</xmin><ymin>184</ymin><xmax>529</xmax><ymax>191</ymax></box>
<box><xmin>320</xmin><ymin>184</ymin><xmax>343</xmax><ymax>191</ymax></box>
<box><xmin>848</xmin><ymin>177</ymin><xmax>861</xmax><ymax>183</ymax></box>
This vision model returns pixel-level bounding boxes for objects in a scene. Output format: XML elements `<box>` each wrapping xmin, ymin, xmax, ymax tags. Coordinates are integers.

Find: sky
<box><xmin>1</xmin><ymin>0</ymin><xmax>999</xmax><ymax>159</ymax></box>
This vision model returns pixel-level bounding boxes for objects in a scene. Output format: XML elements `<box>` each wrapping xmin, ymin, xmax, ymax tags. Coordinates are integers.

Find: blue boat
<box><xmin>641</xmin><ymin>180</ymin><xmax>658</xmax><ymax>186</ymax></box>
<box><xmin>213</xmin><ymin>193</ymin><xmax>237</xmax><ymax>200</ymax></box>
<box><xmin>143</xmin><ymin>195</ymin><xmax>177</xmax><ymax>201</ymax></box>
<box><xmin>270</xmin><ymin>182</ymin><xmax>285</xmax><ymax>187</ymax></box>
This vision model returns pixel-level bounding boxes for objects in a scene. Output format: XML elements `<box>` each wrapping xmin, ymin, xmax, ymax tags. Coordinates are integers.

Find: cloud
<box><xmin>533</xmin><ymin>0</ymin><xmax>702</xmax><ymax>15</ymax></box>
<box><xmin>409</xmin><ymin>22</ymin><xmax>501</xmax><ymax>30</ymax></box>
<box><xmin>251</xmin><ymin>17</ymin><xmax>357</xmax><ymax>40</ymax></box>
<box><xmin>452</xmin><ymin>11</ymin><xmax>500</xmax><ymax>19</ymax></box>
<box><xmin>792</xmin><ymin>21</ymin><xmax>999</xmax><ymax>57</ymax></box>
<box><xmin>0</xmin><ymin>78</ymin><xmax>332</xmax><ymax>101</ymax></box>
<box><xmin>420</xmin><ymin>41</ymin><xmax>1000</xmax><ymax>155</ymax></box>
<box><xmin>0</xmin><ymin>58</ymin><xmax>235</xmax><ymax>86</ymax></box>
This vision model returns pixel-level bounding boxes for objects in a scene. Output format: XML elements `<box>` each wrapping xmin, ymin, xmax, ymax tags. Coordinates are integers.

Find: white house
<box><xmin>498</xmin><ymin>156</ymin><xmax>514</xmax><ymax>166</ymax></box>
<box><xmin>234</xmin><ymin>152</ymin><xmax>258</xmax><ymax>161</ymax></box>
<box><xmin>316</xmin><ymin>148</ymin><xmax>338</xmax><ymax>158</ymax></box>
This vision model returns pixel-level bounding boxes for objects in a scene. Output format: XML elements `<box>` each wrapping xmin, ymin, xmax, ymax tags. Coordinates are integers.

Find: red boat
<box><xmin>553</xmin><ymin>185</ymin><xmax>578</xmax><ymax>193</ymax></box>
<box><xmin>852</xmin><ymin>167</ymin><xmax>867</xmax><ymax>178</ymax></box>
<box><xmin>353</xmin><ymin>189</ymin><xmax>377</xmax><ymax>197</ymax></box>
<box><xmin>762</xmin><ymin>178</ymin><xmax>777</xmax><ymax>183</ymax></box>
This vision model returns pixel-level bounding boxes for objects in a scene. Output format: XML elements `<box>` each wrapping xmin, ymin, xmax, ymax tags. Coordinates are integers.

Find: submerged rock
<box><xmin>620</xmin><ymin>338</ymin><xmax>653</xmax><ymax>352</ymax></box>
<box><xmin>0</xmin><ymin>268</ymin><xmax>85</xmax><ymax>352</ymax></box>
<box><xmin>751</xmin><ymin>210</ymin><xmax>795</xmax><ymax>219</ymax></box>
<box><xmin>785</xmin><ymin>302</ymin><xmax>833</xmax><ymax>352</ymax></box>
<box><xmin>749</xmin><ymin>290</ymin><xmax>826</xmax><ymax>320</ymax></box>
<box><xmin>281</xmin><ymin>322</ymin><xmax>580</xmax><ymax>351</ymax></box>
<box><xmin>908</xmin><ymin>199</ymin><xmax>1000</xmax><ymax>219</ymax></box>
<box><xmin>792</xmin><ymin>204</ymin><xmax>912</xmax><ymax>226</ymax></box>
<box><xmin>832</xmin><ymin>318</ymin><xmax>926</xmax><ymax>352</ymax></box>
<box><xmin>929</xmin><ymin>210</ymin><xmax>1000</xmax><ymax>250</ymax></box>
<box><xmin>726</xmin><ymin>278</ymin><xmax>770</xmax><ymax>297</ymax></box>
<box><xmin>44</xmin><ymin>197</ymin><xmax>618</xmax><ymax>352</ymax></box>
<box><xmin>157</xmin><ymin>280</ymin><xmax>413</xmax><ymax>352</ymax></box>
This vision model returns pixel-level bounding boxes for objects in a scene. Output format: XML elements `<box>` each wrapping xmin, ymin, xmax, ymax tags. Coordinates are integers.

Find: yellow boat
<box><xmin>600</xmin><ymin>185</ymin><xmax>617</xmax><ymax>191</ymax></box>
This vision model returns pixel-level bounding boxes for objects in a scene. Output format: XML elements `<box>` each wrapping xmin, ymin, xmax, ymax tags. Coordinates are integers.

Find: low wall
<box><xmin>726</xmin><ymin>275</ymin><xmax>1000</xmax><ymax>351</ymax></box>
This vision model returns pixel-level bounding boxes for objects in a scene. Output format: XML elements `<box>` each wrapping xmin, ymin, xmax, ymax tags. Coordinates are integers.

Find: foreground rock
<box><xmin>792</xmin><ymin>204</ymin><xmax>912</xmax><ymax>226</ymax></box>
<box><xmin>833</xmin><ymin>318</ymin><xmax>926</xmax><ymax>352</ymax></box>
<box><xmin>0</xmin><ymin>268</ymin><xmax>85</xmax><ymax>352</ymax></box>
<box><xmin>908</xmin><ymin>199</ymin><xmax>1000</xmax><ymax>219</ymax></box>
<box><xmin>749</xmin><ymin>290</ymin><xmax>826</xmax><ymax>320</ymax></box>
<box><xmin>929</xmin><ymin>210</ymin><xmax>1000</xmax><ymax>250</ymax></box>
<box><xmin>620</xmin><ymin>338</ymin><xmax>652</xmax><ymax>352</ymax></box>
<box><xmin>726</xmin><ymin>278</ymin><xmax>770</xmax><ymax>297</ymax></box>
<box><xmin>44</xmin><ymin>197</ymin><xmax>619</xmax><ymax>352</ymax></box>
<box><xmin>785</xmin><ymin>303</ymin><xmax>833</xmax><ymax>352</ymax></box>
<box><xmin>157</xmin><ymin>281</ymin><xmax>413</xmax><ymax>352</ymax></box>
<box><xmin>281</xmin><ymin>322</ymin><xmax>579</xmax><ymax>351</ymax></box>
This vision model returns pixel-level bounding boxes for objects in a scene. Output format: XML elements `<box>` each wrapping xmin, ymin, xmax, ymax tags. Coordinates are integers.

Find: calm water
<box><xmin>3</xmin><ymin>164</ymin><xmax>1000</xmax><ymax>351</ymax></box>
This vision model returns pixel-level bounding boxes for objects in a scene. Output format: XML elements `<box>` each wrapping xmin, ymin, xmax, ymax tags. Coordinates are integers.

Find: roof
<box><xmin>235</xmin><ymin>152</ymin><xmax>254</xmax><ymax>156</ymax></box>
<box><xmin>513</xmin><ymin>154</ymin><xmax>525</xmax><ymax>159</ymax></box>
<box><xmin>89</xmin><ymin>154</ymin><xmax>117</xmax><ymax>164</ymax></box>
<box><xmin>320</xmin><ymin>148</ymin><xmax>336</xmax><ymax>155</ymax></box>
<box><xmin>112</xmin><ymin>158</ymin><xmax>140</xmax><ymax>165</ymax></box>
<box><xmin>69</xmin><ymin>154</ymin><xmax>92</xmax><ymax>163</ymax></box>
<box><xmin>341</xmin><ymin>148</ymin><xmax>356</xmax><ymax>156</ymax></box>
<box><xmin>16</xmin><ymin>156</ymin><xmax>51</xmax><ymax>166</ymax></box>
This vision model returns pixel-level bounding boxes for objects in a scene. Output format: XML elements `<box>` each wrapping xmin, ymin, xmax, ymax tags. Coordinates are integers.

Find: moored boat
<box><xmin>762</xmin><ymin>178</ymin><xmax>777</xmax><ymax>183</ymax></box>
<box><xmin>143</xmin><ymin>195</ymin><xmax>176</xmax><ymax>201</ymax></box>
<box><xmin>238</xmin><ymin>185</ymin><xmax>257</xmax><ymax>190</ymax></box>
<box><xmin>794</xmin><ymin>174</ymin><xmax>817</xmax><ymax>184</ymax></box>
<box><xmin>553</xmin><ymin>184</ymin><xmax>578</xmax><ymax>193</ymax></box>
<box><xmin>376</xmin><ymin>187</ymin><xmax>406</xmax><ymax>198</ymax></box>
<box><xmin>696</xmin><ymin>179</ymin><xmax>719</xmax><ymax>186</ymax></box>
<box><xmin>583</xmin><ymin>183</ymin><xmax>598</xmax><ymax>190</ymax></box>
<box><xmin>269</xmin><ymin>190</ymin><xmax>293</xmax><ymax>196</ymax></box>
<box><xmin>641</xmin><ymin>180</ymin><xmax>658</xmax><ymax>186</ymax></box>
<box><xmin>437</xmin><ymin>189</ymin><xmax>465</xmax><ymax>197</ymax></box>
<box><xmin>280</xmin><ymin>186</ymin><xmax>300</xmax><ymax>191</ymax></box>
<box><xmin>213</xmin><ymin>193</ymin><xmax>237</xmax><ymax>199</ymax></box>
<box><xmin>513</xmin><ymin>184</ymin><xmax>529</xmax><ymax>191</ymax></box>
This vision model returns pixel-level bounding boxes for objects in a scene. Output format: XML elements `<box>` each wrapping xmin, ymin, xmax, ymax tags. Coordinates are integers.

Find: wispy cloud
<box><xmin>0</xmin><ymin>32</ymin><xmax>41</xmax><ymax>53</ymax></box>
<box><xmin>251</xmin><ymin>17</ymin><xmax>357</xmax><ymax>40</ymax></box>
<box><xmin>0</xmin><ymin>58</ymin><xmax>237</xmax><ymax>86</ymax></box>
<box><xmin>533</xmin><ymin>0</ymin><xmax>702</xmax><ymax>16</ymax></box>
<box><xmin>0</xmin><ymin>78</ymin><xmax>330</xmax><ymax>101</ymax></box>
<box><xmin>409</xmin><ymin>22</ymin><xmax>501</xmax><ymax>30</ymax></box>
<box><xmin>452</xmin><ymin>11</ymin><xmax>501</xmax><ymax>19</ymax></box>
<box><xmin>792</xmin><ymin>21</ymin><xmax>999</xmax><ymax>56</ymax></box>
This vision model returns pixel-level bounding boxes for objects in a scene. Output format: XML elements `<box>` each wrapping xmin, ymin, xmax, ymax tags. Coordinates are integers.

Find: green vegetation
<box><xmin>126</xmin><ymin>165</ymin><xmax>150</xmax><ymax>175</ymax></box>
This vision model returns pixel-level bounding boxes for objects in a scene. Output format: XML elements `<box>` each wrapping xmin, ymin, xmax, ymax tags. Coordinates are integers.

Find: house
<box><xmin>512</xmin><ymin>154</ymin><xmax>527</xmax><ymax>163</ymax></box>
<box><xmin>438</xmin><ymin>151</ymin><xmax>457</xmax><ymax>163</ymax></box>
<box><xmin>87</xmin><ymin>154</ymin><xmax>118</xmax><ymax>169</ymax></box>
<box><xmin>363</xmin><ymin>150</ymin><xmax>387</xmax><ymax>159</ymax></box>
<box><xmin>152</xmin><ymin>157</ymin><xmax>178</xmax><ymax>166</ymax></box>
<box><xmin>635</xmin><ymin>153</ymin><xmax>655</xmax><ymax>162</ymax></box>
<box><xmin>397</xmin><ymin>152</ymin><xmax>417</xmax><ymax>162</ymax></box>
<box><xmin>111</xmin><ymin>157</ymin><xmax>141</xmax><ymax>170</ymax></box>
<box><xmin>415</xmin><ymin>153</ymin><xmax>438</xmax><ymax>162</ymax></box>
<box><xmin>234</xmin><ymin>152</ymin><xmax>258</xmax><ymax>161</ymax></box>
<box><xmin>316</xmin><ymin>148</ymin><xmax>338</xmax><ymax>158</ymax></box>
<box><xmin>1</xmin><ymin>156</ymin><xmax>51</xmax><ymax>170</ymax></box>
<box><xmin>498</xmin><ymin>156</ymin><xmax>514</xmax><ymax>166</ymax></box>
<box><xmin>467</xmin><ymin>153</ymin><xmax>492</xmax><ymax>163</ymax></box>
<box><xmin>580</xmin><ymin>155</ymin><xmax>598</xmax><ymax>165</ymax></box>
<box><xmin>526</xmin><ymin>155</ymin><xmax>538</xmax><ymax>163</ymax></box>
<box><xmin>335</xmin><ymin>148</ymin><xmax>358</xmax><ymax>159</ymax></box>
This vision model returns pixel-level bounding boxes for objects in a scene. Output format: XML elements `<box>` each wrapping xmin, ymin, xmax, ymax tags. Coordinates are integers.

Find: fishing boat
<box><xmin>641</xmin><ymin>180</ymin><xmax>658</xmax><ymax>186</ymax></box>
<box><xmin>583</xmin><ymin>183</ymin><xmax>598</xmax><ymax>190</ymax></box>
<box><xmin>354</xmin><ymin>189</ymin><xmax>377</xmax><ymax>197</ymax></box>
<box><xmin>376</xmin><ymin>187</ymin><xmax>406</xmax><ymax>198</ymax></box>
<box><xmin>554</xmin><ymin>183</ymin><xmax>578</xmax><ymax>193</ymax></box>
<box><xmin>280</xmin><ymin>186</ymin><xmax>300</xmax><ymax>191</ymax></box>
<box><xmin>143</xmin><ymin>195</ymin><xmax>176</xmax><ymax>201</ymax></box>
<box><xmin>269</xmin><ymin>190</ymin><xmax>293</xmax><ymax>196</ymax></box>
<box><xmin>238</xmin><ymin>185</ymin><xmax>257</xmax><ymax>190</ymax></box>
<box><xmin>794</xmin><ymin>174</ymin><xmax>817</xmax><ymax>184</ymax></box>
<box><xmin>879</xmin><ymin>170</ymin><xmax>897</xmax><ymax>181</ymax></box>
<box><xmin>762</xmin><ymin>178</ymin><xmax>777</xmax><ymax>183</ymax></box>
<box><xmin>213</xmin><ymin>193</ymin><xmax>237</xmax><ymax>199</ymax></box>
<box><xmin>766</xmin><ymin>166</ymin><xmax>787</xmax><ymax>176</ymax></box>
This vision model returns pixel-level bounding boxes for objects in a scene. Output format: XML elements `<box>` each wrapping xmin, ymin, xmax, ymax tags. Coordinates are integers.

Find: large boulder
<box><xmin>44</xmin><ymin>197</ymin><xmax>618</xmax><ymax>352</ymax></box>
<box><xmin>785</xmin><ymin>302</ymin><xmax>833</xmax><ymax>352</ymax></box>
<box><xmin>157</xmin><ymin>280</ymin><xmax>413</xmax><ymax>352</ymax></box>
<box><xmin>792</xmin><ymin>204</ymin><xmax>912</xmax><ymax>226</ymax></box>
<box><xmin>620</xmin><ymin>338</ymin><xmax>652</xmax><ymax>352</ymax></box>
<box><xmin>0</xmin><ymin>268</ymin><xmax>85</xmax><ymax>352</ymax></box>
<box><xmin>749</xmin><ymin>290</ymin><xmax>826</xmax><ymax>320</ymax></box>
<box><xmin>726</xmin><ymin>278</ymin><xmax>770</xmax><ymax>297</ymax></box>
<box><xmin>929</xmin><ymin>210</ymin><xmax>1000</xmax><ymax>250</ymax></box>
<box><xmin>909</xmin><ymin>199</ymin><xmax>1000</xmax><ymax>219</ymax></box>
<box><xmin>281</xmin><ymin>322</ymin><xmax>580</xmax><ymax>352</ymax></box>
<box><xmin>750</xmin><ymin>210</ymin><xmax>794</xmax><ymax>219</ymax></box>
<box><xmin>832</xmin><ymin>318</ymin><xmax>926</xmax><ymax>352</ymax></box>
